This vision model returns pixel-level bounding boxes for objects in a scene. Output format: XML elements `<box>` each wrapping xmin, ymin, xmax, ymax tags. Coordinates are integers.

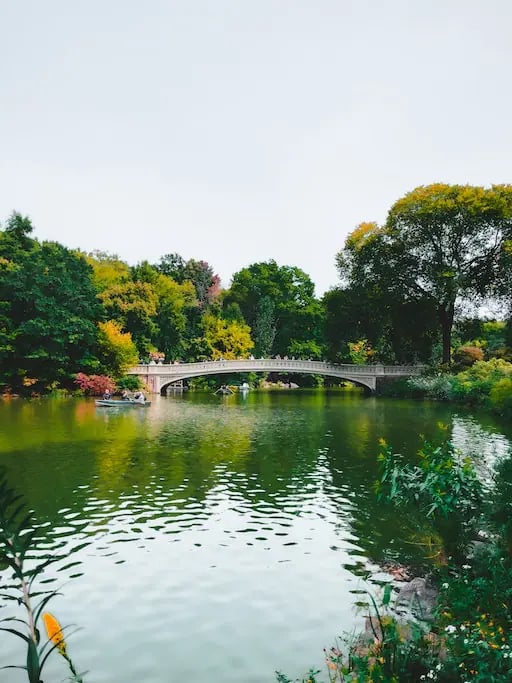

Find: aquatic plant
<box><xmin>42</xmin><ymin>611</ymin><xmax>83</xmax><ymax>681</ymax></box>
<box><xmin>0</xmin><ymin>474</ymin><xmax>85</xmax><ymax>682</ymax></box>
<box><xmin>375</xmin><ymin>431</ymin><xmax>482</xmax><ymax>561</ymax></box>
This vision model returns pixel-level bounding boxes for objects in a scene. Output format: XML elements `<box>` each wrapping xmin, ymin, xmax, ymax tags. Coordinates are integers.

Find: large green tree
<box><xmin>226</xmin><ymin>260</ymin><xmax>325</xmax><ymax>357</ymax></box>
<box><xmin>0</xmin><ymin>213</ymin><xmax>100</xmax><ymax>391</ymax></box>
<box><xmin>337</xmin><ymin>186</ymin><xmax>512</xmax><ymax>364</ymax></box>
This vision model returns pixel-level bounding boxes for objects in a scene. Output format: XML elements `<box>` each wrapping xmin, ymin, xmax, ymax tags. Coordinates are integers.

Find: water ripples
<box><xmin>1</xmin><ymin>394</ymin><xmax>510</xmax><ymax>682</ymax></box>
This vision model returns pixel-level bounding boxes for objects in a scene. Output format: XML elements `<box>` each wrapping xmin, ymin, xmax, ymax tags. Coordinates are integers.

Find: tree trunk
<box><xmin>438</xmin><ymin>304</ymin><xmax>454</xmax><ymax>365</ymax></box>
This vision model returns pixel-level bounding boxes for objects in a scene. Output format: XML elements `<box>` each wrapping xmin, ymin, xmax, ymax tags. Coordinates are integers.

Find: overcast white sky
<box><xmin>1</xmin><ymin>1</ymin><xmax>511</xmax><ymax>294</ymax></box>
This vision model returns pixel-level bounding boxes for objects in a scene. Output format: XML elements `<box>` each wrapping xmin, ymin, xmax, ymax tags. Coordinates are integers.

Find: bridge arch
<box><xmin>158</xmin><ymin>368</ymin><xmax>376</xmax><ymax>393</ymax></box>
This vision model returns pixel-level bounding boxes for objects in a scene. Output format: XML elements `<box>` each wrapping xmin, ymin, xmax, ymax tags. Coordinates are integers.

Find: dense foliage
<box><xmin>0</xmin><ymin>214</ymin><xmax>329</xmax><ymax>395</ymax></box>
<box><xmin>2</xmin><ymin>183</ymin><xmax>512</xmax><ymax>399</ymax></box>
<box><xmin>334</xmin><ymin>184</ymin><xmax>512</xmax><ymax>365</ymax></box>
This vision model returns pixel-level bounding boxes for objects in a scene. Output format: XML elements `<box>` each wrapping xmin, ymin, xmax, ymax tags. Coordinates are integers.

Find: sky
<box><xmin>1</xmin><ymin>0</ymin><xmax>511</xmax><ymax>295</ymax></box>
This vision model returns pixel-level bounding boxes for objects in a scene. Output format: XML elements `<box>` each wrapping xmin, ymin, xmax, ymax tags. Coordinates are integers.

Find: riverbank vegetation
<box><xmin>278</xmin><ymin>430</ymin><xmax>512</xmax><ymax>682</ymax></box>
<box><xmin>1</xmin><ymin>182</ymin><xmax>512</xmax><ymax>405</ymax></box>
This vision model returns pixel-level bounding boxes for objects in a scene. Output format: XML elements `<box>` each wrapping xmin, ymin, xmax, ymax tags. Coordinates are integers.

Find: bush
<box><xmin>490</xmin><ymin>377</ymin><xmax>512</xmax><ymax>417</ymax></box>
<box><xmin>406</xmin><ymin>375</ymin><xmax>454</xmax><ymax>401</ymax></box>
<box><xmin>452</xmin><ymin>345</ymin><xmax>484</xmax><ymax>371</ymax></box>
<box><xmin>74</xmin><ymin>373</ymin><xmax>116</xmax><ymax>396</ymax></box>
<box><xmin>117</xmin><ymin>375</ymin><xmax>143</xmax><ymax>391</ymax></box>
<box><xmin>375</xmin><ymin>433</ymin><xmax>482</xmax><ymax>561</ymax></box>
<box><xmin>451</xmin><ymin>358</ymin><xmax>512</xmax><ymax>406</ymax></box>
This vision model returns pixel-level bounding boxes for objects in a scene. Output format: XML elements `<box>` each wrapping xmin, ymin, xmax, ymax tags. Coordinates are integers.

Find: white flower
<box><xmin>445</xmin><ymin>625</ymin><xmax>457</xmax><ymax>634</ymax></box>
<box><xmin>460</xmin><ymin>624</ymin><xmax>466</xmax><ymax>631</ymax></box>
<box><xmin>442</xmin><ymin>582</ymin><xmax>449</xmax><ymax>589</ymax></box>
<box><xmin>478</xmin><ymin>530</ymin><xmax>489</xmax><ymax>538</ymax></box>
<box><xmin>461</xmin><ymin>564</ymin><xmax>472</xmax><ymax>570</ymax></box>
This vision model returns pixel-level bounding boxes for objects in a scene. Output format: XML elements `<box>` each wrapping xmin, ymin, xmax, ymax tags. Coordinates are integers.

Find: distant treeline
<box><xmin>1</xmin><ymin>183</ymin><xmax>512</xmax><ymax>394</ymax></box>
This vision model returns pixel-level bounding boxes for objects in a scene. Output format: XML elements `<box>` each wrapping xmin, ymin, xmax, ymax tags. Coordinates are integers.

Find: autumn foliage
<box><xmin>74</xmin><ymin>373</ymin><xmax>116</xmax><ymax>396</ymax></box>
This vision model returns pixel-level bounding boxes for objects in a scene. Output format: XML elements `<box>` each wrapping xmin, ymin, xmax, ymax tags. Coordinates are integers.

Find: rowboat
<box><xmin>95</xmin><ymin>399</ymin><xmax>152</xmax><ymax>407</ymax></box>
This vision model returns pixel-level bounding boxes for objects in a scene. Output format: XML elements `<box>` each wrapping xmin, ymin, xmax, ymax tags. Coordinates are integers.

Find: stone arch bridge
<box><xmin>127</xmin><ymin>359</ymin><xmax>424</xmax><ymax>394</ymax></box>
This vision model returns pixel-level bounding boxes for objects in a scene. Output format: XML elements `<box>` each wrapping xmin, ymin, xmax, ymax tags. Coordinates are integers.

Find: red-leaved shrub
<box><xmin>74</xmin><ymin>373</ymin><xmax>116</xmax><ymax>396</ymax></box>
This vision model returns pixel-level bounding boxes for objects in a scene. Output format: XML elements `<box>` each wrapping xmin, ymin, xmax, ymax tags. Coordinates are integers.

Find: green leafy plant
<box><xmin>0</xmin><ymin>474</ymin><xmax>85</xmax><ymax>682</ymax></box>
<box><xmin>347</xmin><ymin>339</ymin><xmax>374</xmax><ymax>365</ymax></box>
<box><xmin>117</xmin><ymin>374</ymin><xmax>144</xmax><ymax>391</ymax></box>
<box><xmin>451</xmin><ymin>358</ymin><xmax>512</xmax><ymax>406</ymax></box>
<box><xmin>375</xmin><ymin>432</ymin><xmax>482</xmax><ymax>562</ymax></box>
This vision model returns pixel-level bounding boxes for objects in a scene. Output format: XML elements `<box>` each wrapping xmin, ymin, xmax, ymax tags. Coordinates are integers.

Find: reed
<box><xmin>0</xmin><ymin>474</ymin><xmax>85</xmax><ymax>682</ymax></box>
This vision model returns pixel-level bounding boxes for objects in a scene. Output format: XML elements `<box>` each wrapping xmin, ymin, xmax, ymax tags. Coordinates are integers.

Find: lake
<box><xmin>0</xmin><ymin>391</ymin><xmax>510</xmax><ymax>682</ymax></box>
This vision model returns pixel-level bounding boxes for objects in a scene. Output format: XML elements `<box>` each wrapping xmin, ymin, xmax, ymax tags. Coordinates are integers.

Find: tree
<box><xmin>153</xmin><ymin>274</ymin><xmax>196</xmax><ymax>360</ymax></box>
<box><xmin>183</xmin><ymin>259</ymin><xmax>220</xmax><ymax>307</ymax></box>
<box><xmin>1</xmin><ymin>211</ymin><xmax>34</xmax><ymax>255</ymax></box>
<box><xmin>253</xmin><ymin>296</ymin><xmax>276</xmax><ymax>357</ymax></box>
<box><xmin>156</xmin><ymin>255</ymin><xmax>221</xmax><ymax>308</ymax></box>
<box><xmin>98</xmin><ymin>281</ymin><xmax>158</xmax><ymax>355</ymax></box>
<box><xmin>202</xmin><ymin>313</ymin><xmax>254</xmax><ymax>360</ymax></box>
<box><xmin>85</xmin><ymin>251</ymin><xmax>131</xmax><ymax>292</ymax></box>
<box><xmin>338</xmin><ymin>185</ymin><xmax>512</xmax><ymax>364</ymax></box>
<box><xmin>97</xmin><ymin>320</ymin><xmax>139</xmax><ymax>377</ymax></box>
<box><xmin>155</xmin><ymin>252</ymin><xmax>187</xmax><ymax>283</ymax></box>
<box><xmin>0</xmin><ymin>220</ymin><xmax>101</xmax><ymax>391</ymax></box>
<box><xmin>226</xmin><ymin>260</ymin><xmax>324</xmax><ymax>356</ymax></box>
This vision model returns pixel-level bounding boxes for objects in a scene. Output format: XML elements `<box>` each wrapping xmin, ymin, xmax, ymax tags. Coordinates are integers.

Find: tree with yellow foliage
<box><xmin>202</xmin><ymin>313</ymin><xmax>254</xmax><ymax>360</ymax></box>
<box><xmin>97</xmin><ymin>320</ymin><xmax>139</xmax><ymax>377</ymax></box>
<box><xmin>338</xmin><ymin>185</ymin><xmax>512</xmax><ymax>364</ymax></box>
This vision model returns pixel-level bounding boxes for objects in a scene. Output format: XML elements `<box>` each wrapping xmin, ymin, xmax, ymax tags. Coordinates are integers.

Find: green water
<box><xmin>0</xmin><ymin>391</ymin><xmax>510</xmax><ymax>682</ymax></box>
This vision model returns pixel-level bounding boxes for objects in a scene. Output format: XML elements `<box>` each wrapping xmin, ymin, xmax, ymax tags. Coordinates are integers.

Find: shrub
<box><xmin>375</xmin><ymin>433</ymin><xmax>482</xmax><ymax>561</ymax></box>
<box><xmin>74</xmin><ymin>373</ymin><xmax>116</xmax><ymax>396</ymax></box>
<box><xmin>489</xmin><ymin>377</ymin><xmax>512</xmax><ymax>417</ymax></box>
<box><xmin>406</xmin><ymin>375</ymin><xmax>454</xmax><ymax>401</ymax></box>
<box><xmin>117</xmin><ymin>375</ymin><xmax>143</xmax><ymax>391</ymax></box>
<box><xmin>452</xmin><ymin>345</ymin><xmax>484</xmax><ymax>371</ymax></box>
<box><xmin>451</xmin><ymin>358</ymin><xmax>512</xmax><ymax>406</ymax></box>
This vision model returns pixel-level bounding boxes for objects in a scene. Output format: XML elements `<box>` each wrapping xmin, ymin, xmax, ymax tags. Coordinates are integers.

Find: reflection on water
<box><xmin>0</xmin><ymin>392</ymin><xmax>510</xmax><ymax>682</ymax></box>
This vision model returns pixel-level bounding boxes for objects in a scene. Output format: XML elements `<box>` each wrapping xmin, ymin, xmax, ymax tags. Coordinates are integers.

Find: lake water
<box><xmin>0</xmin><ymin>391</ymin><xmax>511</xmax><ymax>682</ymax></box>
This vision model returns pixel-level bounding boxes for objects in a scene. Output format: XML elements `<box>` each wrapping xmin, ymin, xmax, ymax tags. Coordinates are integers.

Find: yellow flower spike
<box><xmin>42</xmin><ymin>612</ymin><xmax>67</xmax><ymax>657</ymax></box>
